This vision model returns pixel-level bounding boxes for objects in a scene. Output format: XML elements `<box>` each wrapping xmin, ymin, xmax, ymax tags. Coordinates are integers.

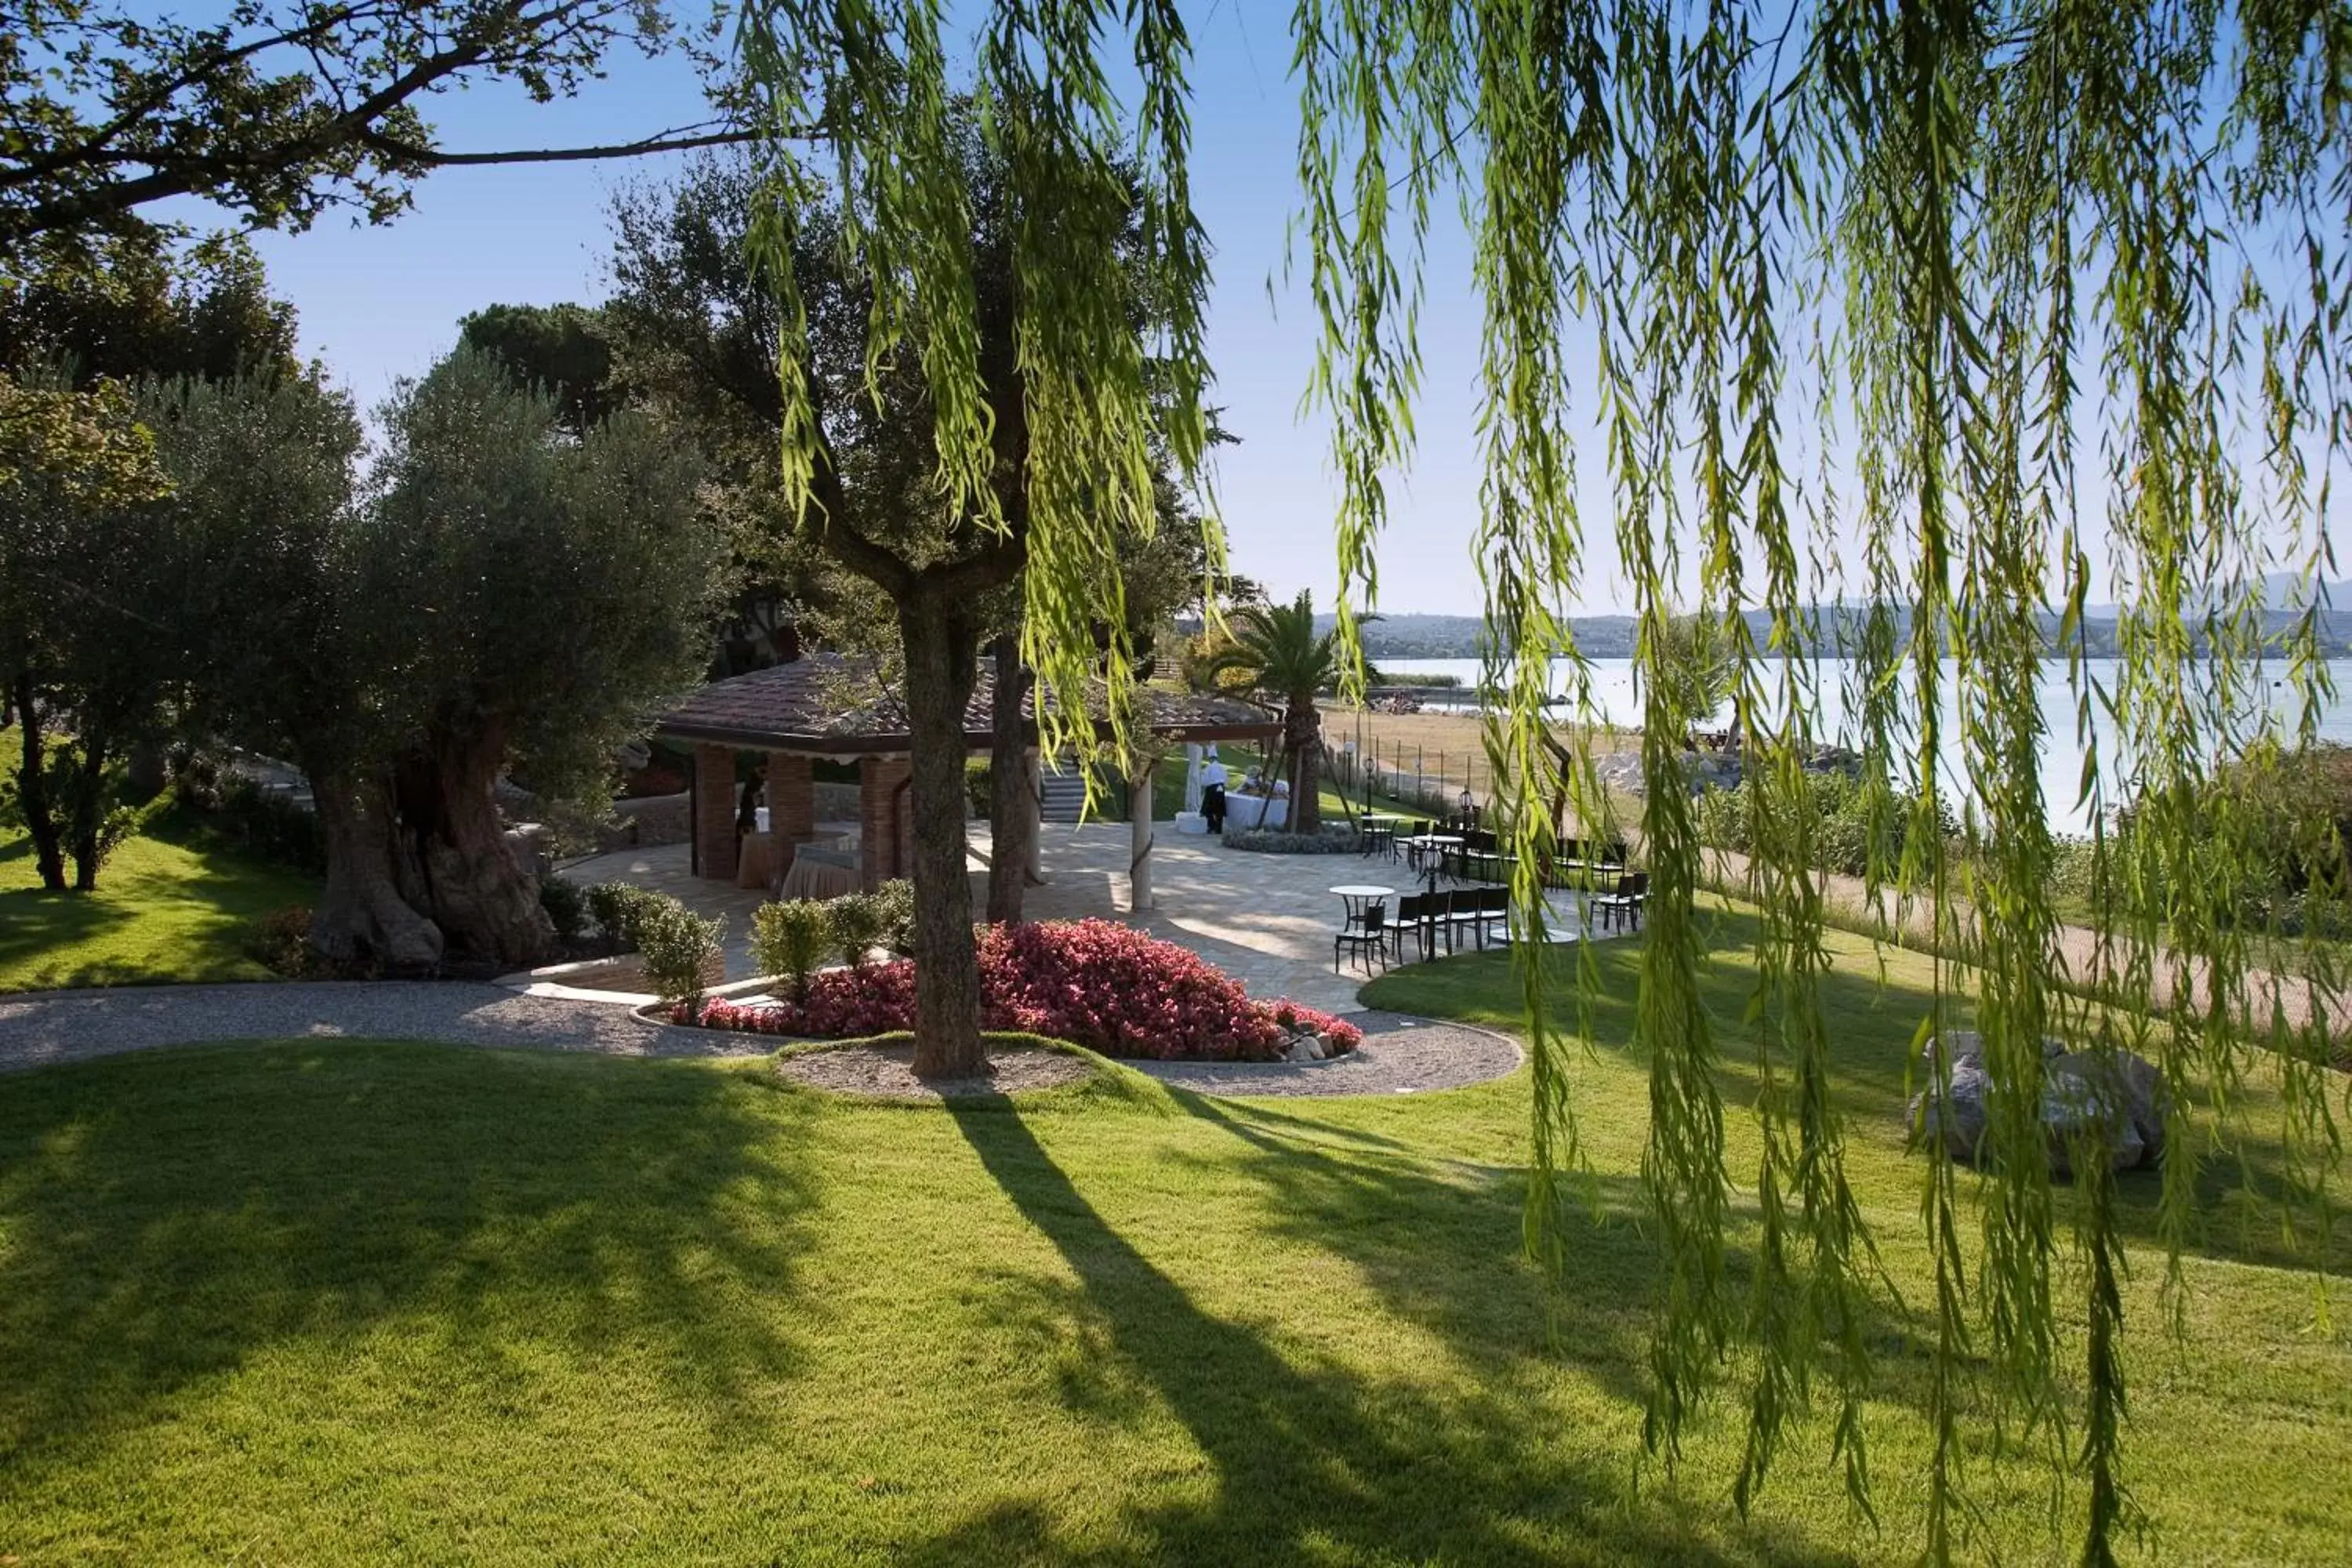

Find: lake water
<box><xmin>1375</xmin><ymin>655</ymin><xmax>2352</xmax><ymax>837</ymax></box>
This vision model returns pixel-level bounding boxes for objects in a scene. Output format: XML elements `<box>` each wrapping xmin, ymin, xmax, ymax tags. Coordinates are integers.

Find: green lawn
<box><xmin>1</xmin><ymin>918</ymin><xmax>2346</xmax><ymax>1563</ymax></box>
<box><xmin>0</xmin><ymin>810</ymin><xmax>318</xmax><ymax>991</ymax></box>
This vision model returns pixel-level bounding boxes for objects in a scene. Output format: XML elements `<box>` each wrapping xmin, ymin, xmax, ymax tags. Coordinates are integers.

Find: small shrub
<box><xmin>538</xmin><ymin>874</ymin><xmax>589</xmax><ymax>945</ymax></box>
<box><xmin>1221</xmin><ymin>826</ymin><xmax>1359</xmax><ymax>855</ymax></box>
<box><xmin>964</xmin><ymin>762</ymin><xmax>994</xmax><ymax>818</ymax></box>
<box><xmin>752</xmin><ymin>898</ymin><xmax>832</xmax><ymax>1000</ymax></box>
<box><xmin>634</xmin><ymin>895</ymin><xmax>726</xmax><ymax>1017</ymax></box>
<box><xmin>246</xmin><ymin>905</ymin><xmax>318</xmax><ymax>976</ymax></box>
<box><xmin>871</xmin><ymin>878</ymin><xmax>916</xmax><ymax>953</ymax></box>
<box><xmin>585</xmin><ymin>881</ymin><xmax>663</xmax><ymax>949</ymax></box>
<box><xmin>828</xmin><ymin>891</ymin><xmax>887</xmax><ymax>969</ymax></box>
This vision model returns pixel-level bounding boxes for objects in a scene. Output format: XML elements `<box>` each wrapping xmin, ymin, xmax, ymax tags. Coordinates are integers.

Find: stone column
<box><xmin>1022</xmin><ymin>748</ymin><xmax>1044</xmax><ymax>881</ymax></box>
<box><xmin>691</xmin><ymin>742</ymin><xmax>738</xmax><ymax>883</ymax></box>
<box><xmin>1128</xmin><ymin>755</ymin><xmax>1157</xmax><ymax>913</ymax></box>
<box><xmin>766</xmin><ymin>751</ymin><xmax>815</xmax><ymax>869</ymax></box>
<box><xmin>858</xmin><ymin>754</ymin><xmax>913</xmax><ymax>891</ymax></box>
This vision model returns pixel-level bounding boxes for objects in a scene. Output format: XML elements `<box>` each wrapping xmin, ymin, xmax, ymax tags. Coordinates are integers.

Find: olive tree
<box><xmin>165</xmin><ymin>351</ymin><xmax>727</xmax><ymax>968</ymax></box>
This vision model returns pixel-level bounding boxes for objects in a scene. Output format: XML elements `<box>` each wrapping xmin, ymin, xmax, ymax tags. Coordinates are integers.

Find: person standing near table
<box><xmin>1201</xmin><ymin>749</ymin><xmax>1229</xmax><ymax>832</ymax></box>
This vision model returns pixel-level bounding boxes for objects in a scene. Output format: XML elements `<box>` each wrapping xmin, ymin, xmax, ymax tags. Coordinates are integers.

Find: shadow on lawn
<box><xmin>936</xmin><ymin>1098</ymin><xmax>1853</xmax><ymax>1568</ymax></box>
<box><xmin>0</xmin><ymin>1041</ymin><xmax>818</xmax><ymax>1475</ymax></box>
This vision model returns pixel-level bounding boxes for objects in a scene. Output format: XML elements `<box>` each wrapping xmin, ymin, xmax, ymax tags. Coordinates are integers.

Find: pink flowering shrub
<box><xmin>675</xmin><ymin>918</ymin><xmax>1362</xmax><ymax>1062</ymax></box>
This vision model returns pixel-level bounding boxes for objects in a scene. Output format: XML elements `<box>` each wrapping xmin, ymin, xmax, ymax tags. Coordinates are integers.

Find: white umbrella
<box><xmin>1182</xmin><ymin>742</ymin><xmax>1206</xmax><ymax>813</ymax></box>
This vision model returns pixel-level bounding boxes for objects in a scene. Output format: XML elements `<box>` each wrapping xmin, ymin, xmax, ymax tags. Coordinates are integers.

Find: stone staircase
<box><xmin>1038</xmin><ymin>764</ymin><xmax>1090</xmax><ymax>824</ymax></box>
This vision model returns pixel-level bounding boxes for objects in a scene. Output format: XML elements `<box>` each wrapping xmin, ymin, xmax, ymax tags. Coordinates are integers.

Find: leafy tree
<box><xmin>740</xmin><ymin>4</ymin><xmax>2350</xmax><ymax>1559</ymax></box>
<box><xmin>457</xmin><ymin>302</ymin><xmax>625</xmax><ymax>434</ymax></box>
<box><xmin>165</xmin><ymin>350</ymin><xmax>727</xmax><ymax>968</ymax></box>
<box><xmin>1203</xmin><ymin>592</ymin><xmax>1352</xmax><ymax>835</ymax></box>
<box><xmin>0</xmin><ymin>378</ymin><xmax>171</xmax><ymax>888</ymax></box>
<box><xmin>0</xmin><ymin>228</ymin><xmax>308</xmax><ymax>889</ymax></box>
<box><xmin>608</xmin><ymin>143</ymin><xmax>1210</xmax><ymax>971</ymax></box>
<box><xmin>0</xmin><ymin>227</ymin><xmax>301</xmax><ymax>387</ymax></box>
<box><xmin>0</xmin><ymin>2</ymin><xmax>746</xmax><ymax>259</ymax></box>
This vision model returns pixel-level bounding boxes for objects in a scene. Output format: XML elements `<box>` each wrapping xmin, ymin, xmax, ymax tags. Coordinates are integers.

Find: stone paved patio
<box><xmin>564</xmin><ymin>819</ymin><xmax>1614</xmax><ymax>1015</ymax></box>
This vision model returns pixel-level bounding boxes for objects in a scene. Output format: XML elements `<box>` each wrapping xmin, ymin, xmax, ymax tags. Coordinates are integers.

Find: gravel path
<box><xmin>0</xmin><ymin>985</ymin><xmax>1520</xmax><ymax>1098</ymax></box>
<box><xmin>1126</xmin><ymin>1011</ymin><xmax>1521</xmax><ymax>1097</ymax></box>
<box><xmin>0</xmin><ymin>981</ymin><xmax>755</xmax><ymax>1075</ymax></box>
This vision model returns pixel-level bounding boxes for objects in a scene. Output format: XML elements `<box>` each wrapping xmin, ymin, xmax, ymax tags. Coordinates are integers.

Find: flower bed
<box><xmin>677</xmin><ymin>918</ymin><xmax>1362</xmax><ymax>1062</ymax></box>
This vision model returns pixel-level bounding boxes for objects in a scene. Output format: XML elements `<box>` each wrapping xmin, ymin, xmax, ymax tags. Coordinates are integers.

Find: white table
<box><xmin>1225</xmin><ymin>791</ymin><xmax>1289</xmax><ymax>829</ymax></box>
<box><xmin>1329</xmin><ymin>884</ymin><xmax>1395</xmax><ymax>925</ymax></box>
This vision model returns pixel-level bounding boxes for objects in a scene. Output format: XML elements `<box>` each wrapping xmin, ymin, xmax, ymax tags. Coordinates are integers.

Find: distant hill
<box><xmin>1312</xmin><ymin>599</ymin><xmax>2352</xmax><ymax>660</ymax></box>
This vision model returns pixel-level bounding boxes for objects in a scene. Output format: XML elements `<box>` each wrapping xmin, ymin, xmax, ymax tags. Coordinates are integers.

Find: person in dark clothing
<box><xmin>1200</xmin><ymin>750</ymin><xmax>1229</xmax><ymax>833</ymax></box>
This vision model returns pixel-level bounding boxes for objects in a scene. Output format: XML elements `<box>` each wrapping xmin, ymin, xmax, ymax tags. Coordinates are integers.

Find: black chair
<box><xmin>1334</xmin><ymin>899</ymin><xmax>1392</xmax><ymax>974</ymax></box>
<box><xmin>1594</xmin><ymin>871</ymin><xmax>1650</xmax><ymax>932</ymax></box>
<box><xmin>1393</xmin><ymin>892</ymin><xmax>1432</xmax><ymax>961</ymax></box>
<box><xmin>1473</xmin><ymin>885</ymin><xmax>1511</xmax><ymax>947</ymax></box>
<box><xmin>1438</xmin><ymin>888</ymin><xmax>1483</xmax><ymax>953</ymax></box>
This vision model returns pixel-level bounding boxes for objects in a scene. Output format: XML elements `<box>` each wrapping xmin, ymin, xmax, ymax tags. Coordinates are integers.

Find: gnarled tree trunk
<box><xmin>902</xmin><ymin>596</ymin><xmax>988</xmax><ymax>1077</ymax></box>
<box><xmin>986</xmin><ymin>630</ymin><xmax>1036</xmax><ymax>924</ymax></box>
<box><xmin>387</xmin><ymin>727</ymin><xmax>554</xmax><ymax>969</ymax></box>
<box><xmin>310</xmin><ymin>768</ymin><xmax>445</xmax><ymax>971</ymax></box>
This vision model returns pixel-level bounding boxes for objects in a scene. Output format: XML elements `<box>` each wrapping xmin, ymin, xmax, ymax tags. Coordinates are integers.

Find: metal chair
<box><xmin>1594</xmin><ymin>871</ymin><xmax>1650</xmax><ymax>932</ymax></box>
<box><xmin>1334</xmin><ymin>899</ymin><xmax>1392</xmax><ymax>974</ymax></box>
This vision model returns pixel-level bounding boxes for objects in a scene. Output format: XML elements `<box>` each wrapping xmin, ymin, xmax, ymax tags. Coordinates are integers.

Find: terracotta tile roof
<box><xmin>652</xmin><ymin>654</ymin><xmax>1279</xmax><ymax>753</ymax></box>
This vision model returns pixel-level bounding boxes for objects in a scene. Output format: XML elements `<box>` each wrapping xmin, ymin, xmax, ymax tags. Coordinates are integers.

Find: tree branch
<box><xmin>354</xmin><ymin>125</ymin><xmax>772</xmax><ymax>168</ymax></box>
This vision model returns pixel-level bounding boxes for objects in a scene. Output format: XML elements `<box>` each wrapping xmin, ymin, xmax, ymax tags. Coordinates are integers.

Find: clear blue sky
<box><xmin>170</xmin><ymin>5</ymin><xmax>1558</xmax><ymax>619</ymax></box>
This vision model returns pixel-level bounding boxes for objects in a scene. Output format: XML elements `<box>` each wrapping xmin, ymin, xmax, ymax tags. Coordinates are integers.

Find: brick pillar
<box><xmin>766</xmin><ymin>751</ymin><xmax>815</xmax><ymax>868</ymax></box>
<box><xmin>692</xmin><ymin>742</ymin><xmax>738</xmax><ymax>883</ymax></box>
<box><xmin>858</xmin><ymin>755</ymin><xmax>912</xmax><ymax>891</ymax></box>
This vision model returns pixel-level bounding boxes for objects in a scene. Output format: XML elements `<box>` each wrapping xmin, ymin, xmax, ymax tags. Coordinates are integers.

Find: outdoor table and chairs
<box><xmin>1330</xmin><ymin>884</ymin><xmax>1395</xmax><ymax>974</ymax></box>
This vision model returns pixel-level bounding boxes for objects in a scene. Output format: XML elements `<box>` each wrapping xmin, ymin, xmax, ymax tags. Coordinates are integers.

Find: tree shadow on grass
<box><xmin>0</xmin><ymin>1040</ymin><xmax>819</xmax><ymax>1479</ymax></box>
<box><xmin>935</xmin><ymin>1098</ymin><xmax>1855</xmax><ymax>1567</ymax></box>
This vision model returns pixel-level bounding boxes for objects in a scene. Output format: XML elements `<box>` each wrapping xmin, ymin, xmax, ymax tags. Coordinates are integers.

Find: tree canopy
<box><xmin>0</xmin><ymin>2</ymin><xmax>748</xmax><ymax>259</ymax></box>
<box><xmin>739</xmin><ymin>3</ymin><xmax>2352</xmax><ymax>1561</ymax></box>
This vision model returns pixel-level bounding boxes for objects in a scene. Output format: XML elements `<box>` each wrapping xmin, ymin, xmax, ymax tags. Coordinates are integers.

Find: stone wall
<box><xmin>594</xmin><ymin>791</ymin><xmax>691</xmax><ymax>851</ymax></box>
<box><xmin>814</xmin><ymin>781</ymin><xmax>860</xmax><ymax>824</ymax></box>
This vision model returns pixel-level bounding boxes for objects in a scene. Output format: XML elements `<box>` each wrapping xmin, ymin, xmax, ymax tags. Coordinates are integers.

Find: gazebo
<box><xmin>649</xmin><ymin>655</ymin><xmax>1278</xmax><ymax>910</ymax></box>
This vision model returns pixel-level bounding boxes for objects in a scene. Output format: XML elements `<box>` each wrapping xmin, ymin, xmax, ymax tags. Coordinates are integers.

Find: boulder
<box><xmin>1283</xmin><ymin>1033</ymin><xmax>1328</xmax><ymax>1064</ymax></box>
<box><xmin>1910</xmin><ymin>1033</ymin><xmax>2167</xmax><ymax>1176</ymax></box>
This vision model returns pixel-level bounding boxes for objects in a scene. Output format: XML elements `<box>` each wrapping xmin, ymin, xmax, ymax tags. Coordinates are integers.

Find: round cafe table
<box><xmin>1328</xmin><ymin>884</ymin><xmax>1394</xmax><ymax>928</ymax></box>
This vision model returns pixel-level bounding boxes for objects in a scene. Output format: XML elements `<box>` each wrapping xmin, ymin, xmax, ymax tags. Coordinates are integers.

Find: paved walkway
<box><xmin>0</xmin><ymin>982</ymin><xmax>754</xmax><ymax>1075</ymax></box>
<box><xmin>0</xmin><ymin>983</ymin><xmax>1523</xmax><ymax>1097</ymax></box>
<box><xmin>1131</xmin><ymin>1012</ymin><xmax>1520</xmax><ymax>1097</ymax></box>
<box><xmin>1705</xmin><ymin>848</ymin><xmax>2352</xmax><ymax>1036</ymax></box>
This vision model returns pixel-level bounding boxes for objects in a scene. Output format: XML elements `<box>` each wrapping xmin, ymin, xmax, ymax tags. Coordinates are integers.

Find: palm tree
<box><xmin>1203</xmin><ymin>590</ymin><xmax>1358</xmax><ymax>834</ymax></box>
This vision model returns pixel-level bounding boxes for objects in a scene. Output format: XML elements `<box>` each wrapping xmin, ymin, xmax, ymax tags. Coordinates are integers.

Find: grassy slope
<box><xmin>0</xmin><ymin>810</ymin><xmax>318</xmax><ymax>992</ymax></box>
<box><xmin>1</xmin><ymin>918</ymin><xmax>2346</xmax><ymax>1563</ymax></box>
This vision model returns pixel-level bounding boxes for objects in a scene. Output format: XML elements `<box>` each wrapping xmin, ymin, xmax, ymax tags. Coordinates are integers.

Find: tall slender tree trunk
<box><xmin>11</xmin><ymin>666</ymin><xmax>66</xmax><ymax>891</ymax></box>
<box><xmin>902</xmin><ymin>596</ymin><xmax>988</xmax><ymax>1077</ymax></box>
<box><xmin>986</xmin><ymin>630</ymin><xmax>1036</xmax><ymax>924</ymax></box>
<box><xmin>310</xmin><ymin>767</ymin><xmax>445</xmax><ymax>971</ymax></box>
<box><xmin>66</xmin><ymin>723</ymin><xmax>108</xmax><ymax>891</ymax></box>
